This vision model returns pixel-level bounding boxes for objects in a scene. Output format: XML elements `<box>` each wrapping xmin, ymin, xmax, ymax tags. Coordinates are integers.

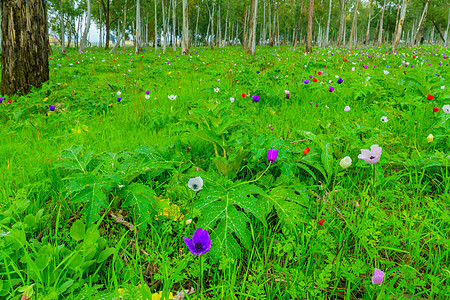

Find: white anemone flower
<box><xmin>168</xmin><ymin>95</ymin><xmax>177</xmax><ymax>100</ymax></box>
<box><xmin>230</xmin><ymin>97</ymin><xmax>235</xmax><ymax>103</ymax></box>
<box><xmin>380</xmin><ymin>116</ymin><xmax>388</xmax><ymax>123</ymax></box>
<box><xmin>443</xmin><ymin>104</ymin><xmax>450</xmax><ymax>114</ymax></box>
<box><xmin>358</xmin><ymin>144</ymin><xmax>382</xmax><ymax>164</ymax></box>
<box><xmin>214</xmin><ymin>87</ymin><xmax>220</xmax><ymax>93</ymax></box>
<box><xmin>344</xmin><ymin>106</ymin><xmax>350</xmax><ymax>112</ymax></box>
<box><xmin>145</xmin><ymin>95</ymin><xmax>150</xmax><ymax>99</ymax></box>
<box><xmin>188</xmin><ymin>177</ymin><xmax>203</xmax><ymax>191</ymax></box>
<box><xmin>383</xmin><ymin>70</ymin><xmax>389</xmax><ymax>75</ymax></box>
<box><xmin>117</xmin><ymin>91</ymin><xmax>122</xmax><ymax>96</ymax></box>
<box><xmin>339</xmin><ymin>156</ymin><xmax>352</xmax><ymax>168</ymax></box>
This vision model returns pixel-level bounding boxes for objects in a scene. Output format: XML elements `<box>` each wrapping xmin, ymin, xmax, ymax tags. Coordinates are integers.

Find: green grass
<box><xmin>0</xmin><ymin>44</ymin><xmax>449</xmax><ymax>299</ymax></box>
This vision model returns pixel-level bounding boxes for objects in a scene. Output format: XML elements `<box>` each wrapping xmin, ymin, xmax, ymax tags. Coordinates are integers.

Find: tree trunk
<box><xmin>444</xmin><ymin>8</ymin><xmax>450</xmax><ymax>46</ymax></box>
<box><xmin>58</xmin><ymin>0</ymin><xmax>65</xmax><ymax>52</ymax></box>
<box><xmin>210</xmin><ymin>3</ymin><xmax>215</xmax><ymax>49</ymax></box>
<box><xmin>364</xmin><ymin>0</ymin><xmax>372</xmax><ymax>45</ymax></box>
<box><xmin>306</xmin><ymin>0</ymin><xmax>314</xmax><ymax>52</ymax></box>
<box><xmin>413</xmin><ymin>0</ymin><xmax>429</xmax><ymax>46</ymax></box>
<box><xmin>393</xmin><ymin>0</ymin><xmax>401</xmax><ymax>44</ymax></box>
<box><xmin>181</xmin><ymin>0</ymin><xmax>189</xmax><ymax>54</ymax></box>
<box><xmin>79</xmin><ymin>0</ymin><xmax>91</xmax><ymax>53</ymax></box>
<box><xmin>277</xmin><ymin>4</ymin><xmax>280</xmax><ymax>48</ymax></box>
<box><xmin>431</xmin><ymin>19</ymin><xmax>446</xmax><ymax>42</ymax></box>
<box><xmin>247</xmin><ymin>0</ymin><xmax>258</xmax><ymax>56</ymax></box>
<box><xmin>262</xmin><ymin>0</ymin><xmax>266</xmax><ymax>45</ymax></box>
<box><xmin>268</xmin><ymin>0</ymin><xmax>272</xmax><ymax>46</ymax></box>
<box><xmin>155</xmin><ymin>0</ymin><xmax>158</xmax><ymax>50</ymax></box>
<box><xmin>162</xmin><ymin>0</ymin><xmax>166</xmax><ymax>52</ymax></box>
<box><xmin>172</xmin><ymin>0</ymin><xmax>176</xmax><ymax>51</ymax></box>
<box><xmin>242</xmin><ymin>2</ymin><xmax>247</xmax><ymax>48</ymax></box>
<box><xmin>348</xmin><ymin>0</ymin><xmax>360</xmax><ymax>49</ymax></box>
<box><xmin>195</xmin><ymin>5</ymin><xmax>199</xmax><ymax>46</ymax></box>
<box><xmin>324</xmin><ymin>0</ymin><xmax>331</xmax><ymax>47</ymax></box>
<box><xmin>100</xmin><ymin>0</ymin><xmax>111</xmax><ymax>50</ymax></box>
<box><xmin>293</xmin><ymin>0</ymin><xmax>305</xmax><ymax>50</ymax></box>
<box><xmin>337</xmin><ymin>0</ymin><xmax>346</xmax><ymax>46</ymax></box>
<box><xmin>136</xmin><ymin>0</ymin><xmax>142</xmax><ymax>53</ymax></box>
<box><xmin>1</xmin><ymin>0</ymin><xmax>49</xmax><ymax>96</ymax></box>
<box><xmin>392</xmin><ymin>0</ymin><xmax>410</xmax><ymax>52</ymax></box>
<box><xmin>224</xmin><ymin>9</ymin><xmax>229</xmax><ymax>47</ymax></box>
<box><xmin>377</xmin><ymin>0</ymin><xmax>386</xmax><ymax>46</ymax></box>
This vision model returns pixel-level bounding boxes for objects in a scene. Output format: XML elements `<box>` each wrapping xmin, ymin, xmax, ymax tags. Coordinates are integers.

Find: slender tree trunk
<box><xmin>325</xmin><ymin>0</ymin><xmax>332</xmax><ymax>46</ymax></box>
<box><xmin>172</xmin><ymin>0</ymin><xmax>176</xmax><ymax>51</ymax></box>
<box><xmin>58</xmin><ymin>0</ymin><xmax>65</xmax><ymax>52</ymax></box>
<box><xmin>242</xmin><ymin>2</ymin><xmax>247</xmax><ymax>48</ymax></box>
<box><xmin>181</xmin><ymin>0</ymin><xmax>189</xmax><ymax>54</ymax></box>
<box><xmin>377</xmin><ymin>0</ymin><xmax>386</xmax><ymax>46</ymax></box>
<box><xmin>268</xmin><ymin>0</ymin><xmax>272</xmax><ymax>46</ymax></box>
<box><xmin>135</xmin><ymin>0</ymin><xmax>142</xmax><ymax>53</ymax></box>
<box><xmin>444</xmin><ymin>8</ymin><xmax>450</xmax><ymax>46</ymax></box>
<box><xmin>155</xmin><ymin>0</ymin><xmax>158</xmax><ymax>50</ymax></box>
<box><xmin>262</xmin><ymin>0</ymin><xmax>266</xmax><ymax>45</ymax></box>
<box><xmin>348</xmin><ymin>0</ymin><xmax>360</xmax><ymax>49</ymax></box>
<box><xmin>224</xmin><ymin>9</ymin><xmax>229</xmax><ymax>47</ymax></box>
<box><xmin>277</xmin><ymin>4</ymin><xmax>280</xmax><ymax>48</ymax></box>
<box><xmin>100</xmin><ymin>0</ymin><xmax>111</xmax><ymax>50</ymax></box>
<box><xmin>194</xmin><ymin>6</ymin><xmax>199</xmax><ymax>46</ymax></box>
<box><xmin>392</xmin><ymin>0</ymin><xmax>410</xmax><ymax>52</ymax></box>
<box><xmin>306</xmin><ymin>0</ymin><xmax>314</xmax><ymax>52</ymax></box>
<box><xmin>218</xmin><ymin>4</ymin><xmax>222</xmax><ymax>47</ymax></box>
<box><xmin>413</xmin><ymin>0</ymin><xmax>429</xmax><ymax>46</ymax></box>
<box><xmin>432</xmin><ymin>19</ymin><xmax>446</xmax><ymax>42</ymax></box>
<box><xmin>337</xmin><ymin>0</ymin><xmax>346</xmax><ymax>46</ymax></box>
<box><xmin>79</xmin><ymin>0</ymin><xmax>91</xmax><ymax>53</ymax></box>
<box><xmin>162</xmin><ymin>0</ymin><xmax>167</xmax><ymax>52</ymax></box>
<box><xmin>247</xmin><ymin>0</ymin><xmax>259</xmax><ymax>56</ymax></box>
<box><xmin>293</xmin><ymin>0</ymin><xmax>305</xmax><ymax>50</ymax></box>
<box><xmin>210</xmin><ymin>3</ymin><xmax>215</xmax><ymax>49</ymax></box>
<box><xmin>364</xmin><ymin>0</ymin><xmax>372</xmax><ymax>45</ymax></box>
<box><xmin>393</xmin><ymin>0</ymin><xmax>401</xmax><ymax>43</ymax></box>
<box><xmin>1</xmin><ymin>0</ymin><xmax>50</xmax><ymax>96</ymax></box>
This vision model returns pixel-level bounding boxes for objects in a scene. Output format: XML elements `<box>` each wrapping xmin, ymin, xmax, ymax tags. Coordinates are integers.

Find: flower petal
<box><xmin>183</xmin><ymin>237</ymin><xmax>196</xmax><ymax>253</ymax></box>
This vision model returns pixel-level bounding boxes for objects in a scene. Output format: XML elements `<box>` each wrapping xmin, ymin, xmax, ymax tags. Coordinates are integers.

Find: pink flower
<box><xmin>371</xmin><ymin>268</ymin><xmax>385</xmax><ymax>285</ymax></box>
<box><xmin>358</xmin><ymin>145</ymin><xmax>382</xmax><ymax>164</ymax></box>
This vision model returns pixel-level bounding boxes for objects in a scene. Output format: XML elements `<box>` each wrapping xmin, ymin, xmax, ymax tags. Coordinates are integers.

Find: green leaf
<box><xmin>59</xmin><ymin>279</ymin><xmax>74</xmax><ymax>294</ymax></box>
<box><xmin>321</xmin><ymin>143</ymin><xmax>334</xmax><ymax>180</ymax></box>
<box><xmin>122</xmin><ymin>183</ymin><xmax>157</xmax><ymax>234</ymax></box>
<box><xmin>97</xmin><ymin>247</ymin><xmax>116</xmax><ymax>263</ymax></box>
<box><xmin>57</xmin><ymin>145</ymin><xmax>92</xmax><ymax>173</ymax></box>
<box><xmin>70</xmin><ymin>220</ymin><xmax>86</xmax><ymax>241</ymax></box>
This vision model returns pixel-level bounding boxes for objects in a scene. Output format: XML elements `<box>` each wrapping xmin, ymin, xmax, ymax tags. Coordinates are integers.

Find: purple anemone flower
<box><xmin>183</xmin><ymin>228</ymin><xmax>212</xmax><ymax>255</ymax></box>
<box><xmin>49</xmin><ymin>105</ymin><xmax>55</xmax><ymax>111</ymax></box>
<box><xmin>117</xmin><ymin>98</ymin><xmax>121</xmax><ymax>102</ymax></box>
<box><xmin>329</xmin><ymin>86</ymin><xmax>335</xmax><ymax>92</ymax></box>
<box><xmin>358</xmin><ymin>144</ymin><xmax>382</xmax><ymax>164</ymax></box>
<box><xmin>372</xmin><ymin>268</ymin><xmax>385</xmax><ymax>285</ymax></box>
<box><xmin>252</xmin><ymin>95</ymin><xmax>260</xmax><ymax>102</ymax></box>
<box><xmin>267</xmin><ymin>148</ymin><xmax>278</xmax><ymax>162</ymax></box>
<box><xmin>0</xmin><ymin>97</ymin><xmax>3</xmax><ymax>103</ymax></box>
<box><xmin>145</xmin><ymin>90</ymin><xmax>150</xmax><ymax>95</ymax></box>
<box><xmin>303</xmin><ymin>79</ymin><xmax>310</xmax><ymax>84</ymax></box>
<box><xmin>337</xmin><ymin>78</ymin><xmax>343</xmax><ymax>84</ymax></box>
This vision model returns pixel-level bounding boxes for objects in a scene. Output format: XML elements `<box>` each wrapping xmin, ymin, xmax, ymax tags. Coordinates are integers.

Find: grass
<box><xmin>0</xmin><ymin>44</ymin><xmax>449</xmax><ymax>299</ymax></box>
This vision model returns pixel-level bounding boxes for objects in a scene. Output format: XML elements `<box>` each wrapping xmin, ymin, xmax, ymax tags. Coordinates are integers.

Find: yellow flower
<box><xmin>43</xmin><ymin>97</ymin><xmax>48</xmax><ymax>102</ymax></box>
<box><xmin>427</xmin><ymin>134</ymin><xmax>434</xmax><ymax>143</ymax></box>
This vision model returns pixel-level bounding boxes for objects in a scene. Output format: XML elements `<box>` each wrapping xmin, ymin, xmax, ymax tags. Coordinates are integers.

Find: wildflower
<box><xmin>0</xmin><ymin>97</ymin><xmax>3</xmax><ymax>103</ymax></box>
<box><xmin>117</xmin><ymin>91</ymin><xmax>122</xmax><ymax>96</ymax></box>
<box><xmin>267</xmin><ymin>148</ymin><xmax>279</xmax><ymax>163</ymax></box>
<box><xmin>427</xmin><ymin>94</ymin><xmax>434</xmax><ymax>100</ymax></box>
<box><xmin>252</xmin><ymin>95</ymin><xmax>260</xmax><ymax>102</ymax></box>
<box><xmin>168</xmin><ymin>95</ymin><xmax>177</xmax><ymax>100</ymax></box>
<box><xmin>340</xmin><ymin>156</ymin><xmax>352</xmax><ymax>168</ymax></box>
<box><xmin>343</xmin><ymin>58</ymin><xmax>348</xmax><ymax>62</ymax></box>
<box><xmin>371</xmin><ymin>268</ymin><xmax>385</xmax><ymax>285</ymax></box>
<box><xmin>145</xmin><ymin>94</ymin><xmax>150</xmax><ymax>99</ymax></box>
<box><xmin>230</xmin><ymin>97</ymin><xmax>235</xmax><ymax>103</ymax></box>
<box><xmin>242</xmin><ymin>93</ymin><xmax>246</xmax><ymax>97</ymax></box>
<box><xmin>303</xmin><ymin>147</ymin><xmax>310</xmax><ymax>155</ymax></box>
<box><xmin>285</xmin><ymin>90</ymin><xmax>289</xmax><ymax>94</ymax></box>
<box><xmin>363</xmin><ymin>66</ymin><xmax>368</xmax><ymax>69</ymax></box>
<box><xmin>344</xmin><ymin>106</ymin><xmax>350</xmax><ymax>112</ymax></box>
<box><xmin>383</xmin><ymin>70</ymin><xmax>389</xmax><ymax>75</ymax></box>
<box><xmin>318</xmin><ymin>70</ymin><xmax>323</xmax><ymax>75</ymax></box>
<box><xmin>358</xmin><ymin>144</ymin><xmax>382</xmax><ymax>164</ymax></box>
<box><xmin>188</xmin><ymin>177</ymin><xmax>203</xmax><ymax>191</ymax></box>
<box><xmin>337</xmin><ymin>78</ymin><xmax>343</xmax><ymax>84</ymax></box>
<box><xmin>49</xmin><ymin>105</ymin><xmax>55</xmax><ymax>111</ymax></box>
<box><xmin>433</xmin><ymin>107</ymin><xmax>439</xmax><ymax>113</ymax></box>
<box><xmin>146</xmin><ymin>90</ymin><xmax>150</xmax><ymax>95</ymax></box>
<box><xmin>441</xmin><ymin>86</ymin><xmax>445</xmax><ymax>90</ymax></box>
<box><xmin>442</xmin><ymin>104</ymin><xmax>450</xmax><ymax>114</ymax></box>
<box><xmin>214</xmin><ymin>87</ymin><xmax>220</xmax><ymax>93</ymax></box>
<box><xmin>380</xmin><ymin>116</ymin><xmax>388</xmax><ymax>123</ymax></box>
<box><xmin>351</xmin><ymin>67</ymin><xmax>355</xmax><ymax>71</ymax></box>
<box><xmin>427</xmin><ymin>134</ymin><xmax>434</xmax><ymax>143</ymax></box>
<box><xmin>318</xmin><ymin>218</ymin><xmax>325</xmax><ymax>226</ymax></box>
<box><xmin>303</xmin><ymin>79</ymin><xmax>310</xmax><ymax>84</ymax></box>
<box><xmin>183</xmin><ymin>228</ymin><xmax>212</xmax><ymax>255</ymax></box>
<box><xmin>329</xmin><ymin>86</ymin><xmax>335</xmax><ymax>92</ymax></box>
<box><xmin>313</xmin><ymin>77</ymin><xmax>318</xmax><ymax>82</ymax></box>
<box><xmin>117</xmin><ymin>98</ymin><xmax>121</xmax><ymax>102</ymax></box>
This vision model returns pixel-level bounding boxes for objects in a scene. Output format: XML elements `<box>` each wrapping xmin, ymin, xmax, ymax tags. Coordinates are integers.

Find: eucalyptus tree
<box><xmin>79</xmin><ymin>0</ymin><xmax>92</xmax><ymax>53</ymax></box>
<box><xmin>306</xmin><ymin>0</ymin><xmax>314</xmax><ymax>52</ymax></box>
<box><xmin>392</xmin><ymin>0</ymin><xmax>410</xmax><ymax>51</ymax></box>
<box><xmin>1</xmin><ymin>0</ymin><xmax>49</xmax><ymax>96</ymax></box>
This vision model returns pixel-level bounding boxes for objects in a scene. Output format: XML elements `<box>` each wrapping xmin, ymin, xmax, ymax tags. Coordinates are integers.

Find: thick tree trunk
<box><xmin>306</xmin><ymin>0</ymin><xmax>314</xmax><ymax>52</ymax></box>
<box><xmin>181</xmin><ymin>0</ymin><xmax>189</xmax><ymax>54</ymax></box>
<box><xmin>377</xmin><ymin>0</ymin><xmax>386</xmax><ymax>46</ymax></box>
<box><xmin>79</xmin><ymin>0</ymin><xmax>91</xmax><ymax>53</ymax></box>
<box><xmin>293</xmin><ymin>0</ymin><xmax>304</xmax><ymax>50</ymax></box>
<box><xmin>1</xmin><ymin>0</ymin><xmax>49</xmax><ymax>96</ymax></box>
<box><xmin>247</xmin><ymin>0</ymin><xmax>258</xmax><ymax>56</ymax></box>
<box><xmin>445</xmin><ymin>8</ymin><xmax>450</xmax><ymax>46</ymax></box>
<box><xmin>101</xmin><ymin>0</ymin><xmax>111</xmax><ymax>50</ymax></box>
<box><xmin>413</xmin><ymin>0</ymin><xmax>429</xmax><ymax>46</ymax></box>
<box><xmin>337</xmin><ymin>0</ymin><xmax>346</xmax><ymax>46</ymax></box>
<box><xmin>392</xmin><ymin>0</ymin><xmax>410</xmax><ymax>52</ymax></box>
<box><xmin>262</xmin><ymin>0</ymin><xmax>266</xmax><ymax>45</ymax></box>
<box><xmin>348</xmin><ymin>0</ymin><xmax>360</xmax><ymax>49</ymax></box>
<box><xmin>58</xmin><ymin>0</ymin><xmax>65</xmax><ymax>52</ymax></box>
<box><xmin>393</xmin><ymin>0</ymin><xmax>401</xmax><ymax>44</ymax></box>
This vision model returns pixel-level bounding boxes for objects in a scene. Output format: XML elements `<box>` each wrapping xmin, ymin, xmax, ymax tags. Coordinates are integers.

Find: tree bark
<box><xmin>247</xmin><ymin>0</ymin><xmax>259</xmax><ymax>56</ymax></box>
<box><xmin>377</xmin><ymin>0</ymin><xmax>386</xmax><ymax>46</ymax></box>
<box><xmin>1</xmin><ymin>0</ymin><xmax>49</xmax><ymax>96</ymax></box>
<box><xmin>242</xmin><ymin>2</ymin><xmax>247</xmax><ymax>48</ymax></box>
<box><xmin>306</xmin><ymin>0</ymin><xmax>314</xmax><ymax>52</ymax></box>
<box><xmin>348</xmin><ymin>0</ymin><xmax>360</xmax><ymax>49</ymax></box>
<box><xmin>79</xmin><ymin>0</ymin><xmax>91</xmax><ymax>53</ymax></box>
<box><xmin>324</xmin><ymin>0</ymin><xmax>332</xmax><ymax>47</ymax></box>
<box><xmin>392</xmin><ymin>0</ymin><xmax>410</xmax><ymax>52</ymax></box>
<box><xmin>444</xmin><ymin>7</ymin><xmax>450</xmax><ymax>46</ymax></box>
<box><xmin>413</xmin><ymin>0</ymin><xmax>429</xmax><ymax>46</ymax></box>
<box><xmin>337</xmin><ymin>0</ymin><xmax>346</xmax><ymax>46</ymax></box>
<box><xmin>172</xmin><ymin>0</ymin><xmax>176</xmax><ymax>51</ymax></box>
<box><xmin>162</xmin><ymin>0</ymin><xmax>167</xmax><ymax>52</ymax></box>
<box><xmin>431</xmin><ymin>19</ymin><xmax>446</xmax><ymax>42</ymax></box>
<box><xmin>293</xmin><ymin>0</ymin><xmax>305</xmax><ymax>50</ymax></box>
<box><xmin>155</xmin><ymin>0</ymin><xmax>158</xmax><ymax>50</ymax></box>
<box><xmin>181</xmin><ymin>0</ymin><xmax>189</xmax><ymax>54</ymax></box>
<box><xmin>136</xmin><ymin>0</ymin><xmax>142</xmax><ymax>53</ymax></box>
<box><xmin>194</xmin><ymin>5</ymin><xmax>199</xmax><ymax>46</ymax></box>
<box><xmin>58</xmin><ymin>0</ymin><xmax>65</xmax><ymax>52</ymax></box>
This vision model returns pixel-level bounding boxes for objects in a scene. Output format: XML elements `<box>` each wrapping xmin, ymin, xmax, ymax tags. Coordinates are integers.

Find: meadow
<box><xmin>0</xmin><ymin>45</ymin><xmax>449</xmax><ymax>299</ymax></box>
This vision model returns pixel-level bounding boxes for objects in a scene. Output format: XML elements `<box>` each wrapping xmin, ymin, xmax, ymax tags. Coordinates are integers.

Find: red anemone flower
<box><xmin>318</xmin><ymin>218</ymin><xmax>325</xmax><ymax>226</ymax></box>
<box><xmin>241</xmin><ymin>93</ymin><xmax>246</xmax><ymax>97</ymax></box>
<box><xmin>313</xmin><ymin>78</ymin><xmax>318</xmax><ymax>82</ymax></box>
<box><xmin>433</xmin><ymin>107</ymin><xmax>439</xmax><ymax>112</ymax></box>
<box><xmin>427</xmin><ymin>94</ymin><xmax>434</xmax><ymax>100</ymax></box>
<box><xmin>303</xmin><ymin>147</ymin><xmax>310</xmax><ymax>155</ymax></box>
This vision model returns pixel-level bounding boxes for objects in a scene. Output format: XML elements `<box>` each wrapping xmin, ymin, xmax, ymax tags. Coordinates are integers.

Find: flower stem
<box><xmin>230</xmin><ymin>162</ymin><xmax>272</xmax><ymax>190</ymax></box>
<box><xmin>372</xmin><ymin>164</ymin><xmax>376</xmax><ymax>189</ymax></box>
<box><xmin>200</xmin><ymin>255</ymin><xmax>204</xmax><ymax>293</ymax></box>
